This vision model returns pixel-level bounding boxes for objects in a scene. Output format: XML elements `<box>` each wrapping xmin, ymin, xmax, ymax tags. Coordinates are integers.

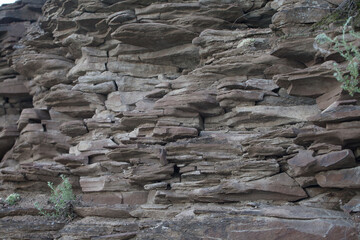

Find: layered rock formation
<box><xmin>0</xmin><ymin>0</ymin><xmax>359</xmax><ymax>239</ymax></box>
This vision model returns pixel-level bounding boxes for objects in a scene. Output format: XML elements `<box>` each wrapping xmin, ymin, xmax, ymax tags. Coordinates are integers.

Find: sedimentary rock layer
<box><xmin>0</xmin><ymin>0</ymin><xmax>359</xmax><ymax>238</ymax></box>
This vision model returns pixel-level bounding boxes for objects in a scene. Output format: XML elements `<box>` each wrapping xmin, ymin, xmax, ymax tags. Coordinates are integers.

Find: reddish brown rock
<box><xmin>288</xmin><ymin>149</ymin><xmax>356</xmax><ymax>177</ymax></box>
<box><xmin>74</xmin><ymin>205</ymin><xmax>134</xmax><ymax>218</ymax></box>
<box><xmin>0</xmin><ymin>216</ymin><xmax>65</xmax><ymax>240</ymax></box>
<box><xmin>217</xmin><ymin>89</ymin><xmax>266</xmax><ymax>102</ymax></box>
<box><xmin>188</xmin><ymin>173</ymin><xmax>307</xmax><ymax>202</ymax></box>
<box><xmin>54</xmin><ymin>154</ymin><xmax>89</xmax><ymax>168</ymax></box>
<box><xmin>247</xmin><ymin>143</ymin><xmax>286</xmax><ymax>157</ymax></box>
<box><xmin>342</xmin><ymin>195</ymin><xmax>360</xmax><ymax>213</ymax></box>
<box><xmin>287</xmin><ymin>150</ymin><xmax>317</xmax><ymax>176</ymax></box>
<box><xmin>71</xmin><ymin>161</ymin><xmax>130</xmax><ymax>176</ymax></box>
<box><xmin>300</xmin><ymin>190</ymin><xmax>356</xmax><ymax>210</ymax></box>
<box><xmin>310</xmin><ymin>105</ymin><xmax>360</xmax><ymax>127</ymax></box>
<box><xmin>154</xmin><ymin>91</ymin><xmax>223</xmax><ymax>117</ymax></box>
<box><xmin>274</xmin><ymin>61</ymin><xmax>340</xmax><ymax>97</ymax></box>
<box><xmin>82</xmin><ymin>192</ymin><xmax>124</xmax><ymax>205</ymax></box>
<box><xmin>57</xmin><ymin>217</ymin><xmax>139</xmax><ymax>239</ymax></box>
<box><xmin>81</xmin><ymin>191</ymin><xmax>148</xmax><ymax>206</ymax></box>
<box><xmin>152</xmin><ymin>126</ymin><xmax>198</xmax><ymax>141</ymax></box>
<box><xmin>106</xmin><ymin>144</ymin><xmax>160</xmax><ymax>162</ymax></box>
<box><xmin>79</xmin><ymin>175</ymin><xmax>133</xmax><ymax>192</ymax></box>
<box><xmin>217</xmin><ymin>78</ymin><xmax>279</xmax><ymax>92</ymax></box>
<box><xmin>316</xmin><ymin>166</ymin><xmax>360</xmax><ymax>188</ymax></box>
<box><xmin>0</xmin><ymin>125</ymin><xmax>19</xmax><ymax>160</ymax></box>
<box><xmin>205</xmin><ymin>105</ymin><xmax>319</xmax><ymax>130</ymax></box>
<box><xmin>1</xmin><ymin>0</ymin><xmax>360</xmax><ymax>238</ymax></box>
<box><xmin>294</xmin><ymin>126</ymin><xmax>360</xmax><ymax>147</ymax></box>
<box><xmin>138</xmin><ymin>205</ymin><xmax>358</xmax><ymax>239</ymax></box>
<box><xmin>59</xmin><ymin>120</ymin><xmax>88</xmax><ymax>137</ymax></box>
<box><xmin>127</xmin><ymin>163</ymin><xmax>174</xmax><ymax>184</ymax></box>
<box><xmin>92</xmin><ymin>232</ymin><xmax>137</xmax><ymax>240</ymax></box>
<box><xmin>111</xmin><ymin>23</ymin><xmax>197</xmax><ymax>50</ymax></box>
<box><xmin>271</xmin><ymin>1</ymin><xmax>331</xmax><ymax>35</ymax></box>
<box><xmin>17</xmin><ymin>108</ymin><xmax>50</xmax><ymax>131</ymax></box>
<box><xmin>308</xmin><ymin>143</ymin><xmax>342</xmax><ymax>155</ymax></box>
<box><xmin>0</xmin><ymin>80</ymin><xmax>29</xmax><ymax>97</ymax></box>
<box><xmin>315</xmin><ymin>87</ymin><xmax>356</xmax><ymax>110</ymax></box>
<box><xmin>271</xmin><ymin>37</ymin><xmax>318</xmax><ymax>64</ymax></box>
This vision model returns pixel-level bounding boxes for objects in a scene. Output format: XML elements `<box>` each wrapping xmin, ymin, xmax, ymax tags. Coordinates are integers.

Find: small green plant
<box><xmin>5</xmin><ymin>193</ymin><xmax>21</xmax><ymax>206</ymax></box>
<box><xmin>315</xmin><ymin>17</ymin><xmax>360</xmax><ymax>96</ymax></box>
<box><xmin>35</xmin><ymin>175</ymin><xmax>76</xmax><ymax>220</ymax></box>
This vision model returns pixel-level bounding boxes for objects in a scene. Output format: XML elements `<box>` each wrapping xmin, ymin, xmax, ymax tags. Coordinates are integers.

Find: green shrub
<box><xmin>5</xmin><ymin>193</ymin><xmax>21</xmax><ymax>206</ymax></box>
<box><xmin>35</xmin><ymin>175</ymin><xmax>76</xmax><ymax>220</ymax></box>
<box><xmin>315</xmin><ymin>17</ymin><xmax>360</xmax><ymax>96</ymax></box>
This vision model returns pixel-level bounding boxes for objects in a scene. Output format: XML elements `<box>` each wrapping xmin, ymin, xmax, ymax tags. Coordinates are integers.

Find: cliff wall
<box><xmin>0</xmin><ymin>0</ymin><xmax>359</xmax><ymax>239</ymax></box>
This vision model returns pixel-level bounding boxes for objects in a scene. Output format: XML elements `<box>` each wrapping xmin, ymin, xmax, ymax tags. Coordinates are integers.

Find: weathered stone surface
<box><xmin>17</xmin><ymin>108</ymin><xmax>50</xmax><ymax>131</ymax></box>
<box><xmin>0</xmin><ymin>125</ymin><xmax>19</xmax><ymax>160</ymax></box>
<box><xmin>126</xmin><ymin>163</ymin><xmax>175</xmax><ymax>184</ymax></box>
<box><xmin>271</xmin><ymin>0</ymin><xmax>331</xmax><ymax>34</ymax></box>
<box><xmin>42</xmin><ymin>90</ymin><xmax>105</xmax><ymax>118</ymax></box>
<box><xmin>271</xmin><ymin>37</ymin><xmax>317</xmax><ymax>64</ymax></box>
<box><xmin>138</xmin><ymin>205</ymin><xmax>358</xmax><ymax>239</ymax></box>
<box><xmin>71</xmin><ymin>161</ymin><xmax>130</xmax><ymax>176</ymax></box>
<box><xmin>74</xmin><ymin>204</ymin><xmax>134</xmax><ymax>218</ymax></box>
<box><xmin>72</xmin><ymin>82</ymin><xmax>116</xmax><ymax>94</ymax></box>
<box><xmin>288</xmin><ymin>149</ymin><xmax>356</xmax><ymax>177</ymax></box>
<box><xmin>152</xmin><ymin>126</ymin><xmax>198</xmax><ymax>141</ymax></box>
<box><xmin>105</xmin><ymin>91</ymin><xmax>147</xmax><ymax>112</ymax></box>
<box><xmin>54</xmin><ymin>154</ymin><xmax>89</xmax><ymax>168</ymax></box>
<box><xmin>81</xmin><ymin>191</ymin><xmax>148</xmax><ymax>205</ymax></box>
<box><xmin>0</xmin><ymin>80</ymin><xmax>29</xmax><ymax>97</ymax></box>
<box><xmin>316</xmin><ymin>166</ymin><xmax>360</xmax><ymax>188</ymax></box>
<box><xmin>294</xmin><ymin>123</ymin><xmax>360</xmax><ymax>147</ymax></box>
<box><xmin>315</xmin><ymin>88</ymin><xmax>355</xmax><ymax>110</ymax></box>
<box><xmin>188</xmin><ymin>173</ymin><xmax>307</xmax><ymax>202</ymax></box>
<box><xmin>166</xmin><ymin>134</ymin><xmax>244</xmax><ymax>164</ymax></box>
<box><xmin>80</xmin><ymin>175</ymin><xmax>133</xmax><ymax>192</ymax></box>
<box><xmin>58</xmin><ymin>217</ymin><xmax>139</xmax><ymax>240</ymax></box>
<box><xmin>0</xmin><ymin>0</ymin><xmax>46</xmax><ymax>23</ymax></box>
<box><xmin>205</xmin><ymin>105</ymin><xmax>319</xmax><ymax>130</ymax></box>
<box><xmin>154</xmin><ymin>90</ymin><xmax>223</xmax><ymax>117</ymax></box>
<box><xmin>68</xmin><ymin>47</ymin><xmax>107</xmax><ymax>80</ymax></box>
<box><xmin>117</xmin><ymin>44</ymin><xmax>199</xmax><ymax>70</ymax></box>
<box><xmin>0</xmin><ymin>216</ymin><xmax>65</xmax><ymax>239</ymax></box>
<box><xmin>111</xmin><ymin>23</ymin><xmax>197</xmax><ymax>50</ymax></box>
<box><xmin>342</xmin><ymin>195</ymin><xmax>360</xmax><ymax>213</ymax></box>
<box><xmin>274</xmin><ymin>61</ymin><xmax>340</xmax><ymax>97</ymax></box>
<box><xmin>300</xmin><ymin>190</ymin><xmax>356</xmax><ymax>210</ymax></box>
<box><xmin>311</xmin><ymin>105</ymin><xmax>360</xmax><ymax>127</ymax></box>
<box><xmin>59</xmin><ymin>120</ymin><xmax>88</xmax><ymax>137</ymax></box>
<box><xmin>1</xmin><ymin>0</ymin><xmax>360</xmax><ymax>238</ymax></box>
<box><xmin>13</xmin><ymin>54</ymin><xmax>74</xmax><ymax>85</ymax></box>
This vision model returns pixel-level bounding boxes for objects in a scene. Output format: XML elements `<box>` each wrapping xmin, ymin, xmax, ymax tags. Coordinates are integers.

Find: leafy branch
<box><xmin>315</xmin><ymin>17</ymin><xmax>360</xmax><ymax>96</ymax></box>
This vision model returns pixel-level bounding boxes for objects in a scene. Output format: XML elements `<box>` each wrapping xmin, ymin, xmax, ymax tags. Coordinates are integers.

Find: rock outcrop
<box><xmin>0</xmin><ymin>0</ymin><xmax>359</xmax><ymax>239</ymax></box>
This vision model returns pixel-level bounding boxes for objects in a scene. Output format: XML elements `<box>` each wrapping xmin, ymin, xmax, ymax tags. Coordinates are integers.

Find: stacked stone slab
<box><xmin>0</xmin><ymin>0</ymin><xmax>359</xmax><ymax>239</ymax></box>
<box><xmin>0</xmin><ymin>0</ymin><xmax>46</xmax><ymax>162</ymax></box>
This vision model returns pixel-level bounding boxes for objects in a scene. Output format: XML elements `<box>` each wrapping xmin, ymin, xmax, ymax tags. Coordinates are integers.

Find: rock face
<box><xmin>0</xmin><ymin>0</ymin><xmax>360</xmax><ymax>239</ymax></box>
